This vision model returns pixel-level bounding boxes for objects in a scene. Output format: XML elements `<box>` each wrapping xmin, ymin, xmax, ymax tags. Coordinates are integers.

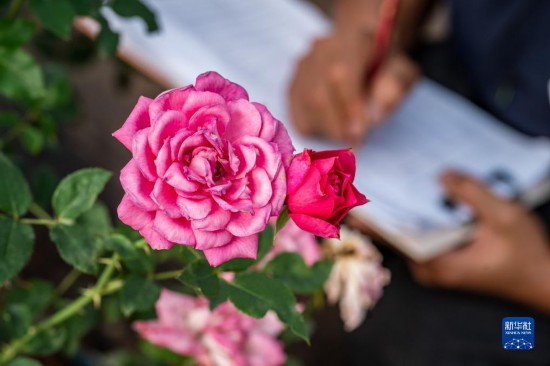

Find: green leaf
<box><xmin>52</xmin><ymin>168</ymin><xmax>111</xmax><ymax>221</ymax></box>
<box><xmin>178</xmin><ymin>261</ymin><xmax>227</xmax><ymax>309</ymax></box>
<box><xmin>264</xmin><ymin>253</ymin><xmax>333</xmax><ymax>294</ymax></box>
<box><xmin>20</xmin><ymin>126</ymin><xmax>45</xmax><ymax>155</ymax></box>
<box><xmin>0</xmin><ymin>19</ymin><xmax>35</xmax><ymax>48</ymax></box>
<box><xmin>105</xmin><ymin>234</ymin><xmax>155</xmax><ymax>273</ymax></box>
<box><xmin>77</xmin><ymin>202</ymin><xmax>112</xmax><ymax>239</ymax></box>
<box><xmin>63</xmin><ymin>304</ymin><xmax>99</xmax><ymax>355</ymax></box>
<box><xmin>5</xmin><ymin>279</ymin><xmax>55</xmax><ymax>319</ymax></box>
<box><xmin>30</xmin><ymin>165</ymin><xmax>58</xmax><ymax>210</ymax></box>
<box><xmin>0</xmin><ymin>48</ymin><xmax>45</xmax><ymax>102</ymax></box>
<box><xmin>96</xmin><ymin>16</ymin><xmax>119</xmax><ymax>56</ymax></box>
<box><xmin>0</xmin><ymin>153</ymin><xmax>32</xmax><ymax>216</ymax></box>
<box><xmin>29</xmin><ymin>0</ymin><xmax>75</xmax><ymax>39</ymax></box>
<box><xmin>7</xmin><ymin>357</ymin><xmax>43</xmax><ymax>366</ymax></box>
<box><xmin>275</xmin><ymin>206</ymin><xmax>290</xmax><ymax>233</ymax></box>
<box><xmin>24</xmin><ymin>326</ymin><xmax>67</xmax><ymax>355</ymax></box>
<box><xmin>218</xmin><ymin>226</ymin><xmax>274</xmax><ymax>271</ymax></box>
<box><xmin>0</xmin><ymin>218</ymin><xmax>34</xmax><ymax>284</ymax></box>
<box><xmin>1</xmin><ymin>304</ymin><xmax>33</xmax><ymax>341</ymax></box>
<box><xmin>49</xmin><ymin>224</ymin><xmax>101</xmax><ymax>273</ymax></box>
<box><xmin>227</xmin><ymin>272</ymin><xmax>309</xmax><ymax>342</ymax></box>
<box><xmin>0</xmin><ymin>111</ymin><xmax>21</xmax><ymax>127</ymax></box>
<box><xmin>73</xmin><ymin>0</ymin><xmax>102</xmax><ymax>16</ymax></box>
<box><xmin>120</xmin><ymin>274</ymin><xmax>161</xmax><ymax>316</ymax></box>
<box><xmin>111</xmin><ymin>0</ymin><xmax>159</xmax><ymax>32</ymax></box>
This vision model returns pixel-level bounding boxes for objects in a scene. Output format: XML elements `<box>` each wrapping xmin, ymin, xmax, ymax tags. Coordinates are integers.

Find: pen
<box><xmin>366</xmin><ymin>0</ymin><xmax>400</xmax><ymax>81</ymax></box>
<box><xmin>350</xmin><ymin>0</ymin><xmax>400</xmax><ymax>146</ymax></box>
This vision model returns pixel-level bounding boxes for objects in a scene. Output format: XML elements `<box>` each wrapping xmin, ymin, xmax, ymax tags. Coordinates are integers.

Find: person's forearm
<box><xmin>332</xmin><ymin>0</ymin><xmax>433</xmax><ymax>49</ymax></box>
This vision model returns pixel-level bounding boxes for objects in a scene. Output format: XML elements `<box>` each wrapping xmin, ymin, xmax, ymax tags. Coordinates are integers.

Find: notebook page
<box><xmin>103</xmin><ymin>0</ymin><xmax>329</xmax><ymax>108</ymax></box>
<box><xmin>293</xmin><ymin>79</ymin><xmax>550</xmax><ymax>237</ymax></box>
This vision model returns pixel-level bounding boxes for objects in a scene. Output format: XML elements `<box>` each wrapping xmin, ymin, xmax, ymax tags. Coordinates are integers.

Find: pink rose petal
<box><xmin>153</xmin><ymin>211</ymin><xmax>196</xmax><ymax>246</ymax></box>
<box><xmin>120</xmin><ymin>160</ymin><xmax>156</xmax><ymax>211</ymax></box>
<box><xmin>193</xmin><ymin>228</ymin><xmax>233</xmax><ymax>250</ymax></box>
<box><xmin>117</xmin><ymin>194</ymin><xmax>154</xmax><ymax>230</ymax></box>
<box><xmin>202</xmin><ymin>234</ymin><xmax>258</xmax><ymax>266</ymax></box>
<box><xmin>140</xmin><ymin>221</ymin><xmax>174</xmax><ymax>249</ymax></box>
<box><xmin>132</xmin><ymin>128</ymin><xmax>157</xmax><ymax>181</ymax></box>
<box><xmin>151</xmin><ymin>179</ymin><xmax>181</xmax><ymax>218</ymax></box>
<box><xmin>224</xmin><ymin>99</ymin><xmax>262</xmax><ymax>142</ymax></box>
<box><xmin>148</xmin><ymin>110</ymin><xmax>186</xmax><ymax>154</ymax></box>
<box><xmin>112</xmin><ymin>96</ymin><xmax>152</xmax><ymax>150</ymax></box>
<box><xmin>226</xmin><ymin>204</ymin><xmax>271</xmax><ymax>237</ymax></box>
<box><xmin>195</xmin><ymin>71</ymin><xmax>249</xmax><ymax>101</ymax></box>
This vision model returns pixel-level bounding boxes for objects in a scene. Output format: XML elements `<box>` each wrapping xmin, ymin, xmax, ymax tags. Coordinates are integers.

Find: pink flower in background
<box><xmin>322</xmin><ymin>227</ymin><xmax>390</xmax><ymax>331</ymax></box>
<box><xmin>114</xmin><ymin>72</ymin><xmax>294</xmax><ymax>266</ymax></box>
<box><xmin>262</xmin><ymin>219</ymin><xmax>321</xmax><ymax>266</ymax></box>
<box><xmin>286</xmin><ymin>149</ymin><xmax>368</xmax><ymax>239</ymax></box>
<box><xmin>134</xmin><ymin>290</ymin><xmax>286</xmax><ymax>366</ymax></box>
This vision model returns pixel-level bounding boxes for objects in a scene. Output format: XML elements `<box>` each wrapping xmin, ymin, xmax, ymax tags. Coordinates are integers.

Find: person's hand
<box><xmin>289</xmin><ymin>32</ymin><xmax>419</xmax><ymax>143</ymax></box>
<box><xmin>409</xmin><ymin>171</ymin><xmax>550</xmax><ymax>313</ymax></box>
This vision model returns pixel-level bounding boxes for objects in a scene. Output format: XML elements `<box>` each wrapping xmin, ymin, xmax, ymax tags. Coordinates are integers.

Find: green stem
<box><xmin>6</xmin><ymin>0</ymin><xmax>24</xmax><ymax>19</ymax></box>
<box><xmin>19</xmin><ymin>218</ymin><xmax>57</xmax><ymax>226</ymax></box>
<box><xmin>55</xmin><ymin>268</ymin><xmax>81</xmax><ymax>296</ymax></box>
<box><xmin>29</xmin><ymin>202</ymin><xmax>53</xmax><ymax>220</ymax></box>
<box><xmin>152</xmin><ymin>269</ymin><xmax>183</xmax><ymax>281</ymax></box>
<box><xmin>0</xmin><ymin>254</ymin><xmax>119</xmax><ymax>364</ymax></box>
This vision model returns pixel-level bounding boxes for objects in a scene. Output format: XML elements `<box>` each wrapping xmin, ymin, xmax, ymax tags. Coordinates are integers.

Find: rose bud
<box><xmin>286</xmin><ymin>149</ymin><xmax>368</xmax><ymax>238</ymax></box>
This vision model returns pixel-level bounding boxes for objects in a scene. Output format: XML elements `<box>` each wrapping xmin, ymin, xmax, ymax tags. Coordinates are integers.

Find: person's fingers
<box><xmin>441</xmin><ymin>170</ymin><xmax>522</xmax><ymax>225</ymax></box>
<box><xmin>368</xmin><ymin>54</ymin><xmax>419</xmax><ymax>124</ymax></box>
<box><xmin>407</xmin><ymin>242</ymin><xmax>478</xmax><ymax>288</ymax></box>
<box><xmin>326</xmin><ymin>61</ymin><xmax>364</xmax><ymax>143</ymax></box>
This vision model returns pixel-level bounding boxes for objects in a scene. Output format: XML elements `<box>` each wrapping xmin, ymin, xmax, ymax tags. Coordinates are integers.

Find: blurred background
<box><xmin>2</xmin><ymin>0</ymin><xmax>550</xmax><ymax>365</ymax></box>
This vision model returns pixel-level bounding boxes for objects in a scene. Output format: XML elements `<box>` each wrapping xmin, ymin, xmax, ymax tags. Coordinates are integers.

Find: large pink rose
<box><xmin>113</xmin><ymin>72</ymin><xmax>294</xmax><ymax>266</ymax></box>
<box><xmin>134</xmin><ymin>290</ymin><xmax>286</xmax><ymax>366</ymax></box>
<box><xmin>286</xmin><ymin>149</ymin><xmax>368</xmax><ymax>238</ymax></box>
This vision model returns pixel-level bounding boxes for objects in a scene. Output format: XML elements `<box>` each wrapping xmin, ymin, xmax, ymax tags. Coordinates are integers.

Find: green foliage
<box><xmin>24</xmin><ymin>326</ymin><xmax>67</xmax><ymax>356</ymax></box>
<box><xmin>228</xmin><ymin>272</ymin><xmax>309</xmax><ymax>343</ymax></box>
<box><xmin>20</xmin><ymin>126</ymin><xmax>44</xmax><ymax>155</ymax></box>
<box><xmin>0</xmin><ymin>19</ymin><xmax>35</xmax><ymax>48</ymax></box>
<box><xmin>29</xmin><ymin>0</ymin><xmax>76</xmax><ymax>39</ymax></box>
<box><xmin>111</xmin><ymin>0</ymin><xmax>159</xmax><ymax>32</ymax></box>
<box><xmin>178</xmin><ymin>260</ymin><xmax>228</xmax><ymax>310</ymax></box>
<box><xmin>120</xmin><ymin>274</ymin><xmax>161</xmax><ymax>316</ymax></box>
<box><xmin>7</xmin><ymin>357</ymin><xmax>43</xmax><ymax>366</ymax></box>
<box><xmin>96</xmin><ymin>15</ymin><xmax>120</xmax><ymax>56</ymax></box>
<box><xmin>1</xmin><ymin>279</ymin><xmax>54</xmax><ymax>343</ymax></box>
<box><xmin>51</xmin><ymin>168</ymin><xmax>111</xmax><ymax>221</ymax></box>
<box><xmin>49</xmin><ymin>224</ymin><xmax>101</xmax><ymax>273</ymax></box>
<box><xmin>0</xmin><ymin>153</ymin><xmax>32</xmax><ymax>216</ymax></box>
<box><xmin>264</xmin><ymin>253</ymin><xmax>333</xmax><ymax>294</ymax></box>
<box><xmin>0</xmin><ymin>218</ymin><xmax>35</xmax><ymax>284</ymax></box>
<box><xmin>275</xmin><ymin>206</ymin><xmax>290</xmax><ymax>233</ymax></box>
<box><xmin>0</xmin><ymin>48</ymin><xmax>45</xmax><ymax>102</ymax></box>
<box><xmin>63</xmin><ymin>304</ymin><xmax>100</xmax><ymax>355</ymax></box>
<box><xmin>106</xmin><ymin>235</ymin><xmax>155</xmax><ymax>273</ymax></box>
<box><xmin>5</xmin><ymin>280</ymin><xmax>55</xmax><ymax>319</ymax></box>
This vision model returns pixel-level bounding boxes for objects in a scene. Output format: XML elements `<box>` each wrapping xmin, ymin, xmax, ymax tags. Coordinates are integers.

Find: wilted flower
<box><xmin>322</xmin><ymin>227</ymin><xmax>390</xmax><ymax>331</ymax></box>
<box><xmin>134</xmin><ymin>289</ymin><xmax>286</xmax><ymax>366</ymax></box>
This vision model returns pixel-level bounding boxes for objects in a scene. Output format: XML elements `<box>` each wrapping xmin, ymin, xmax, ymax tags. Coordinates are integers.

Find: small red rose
<box><xmin>286</xmin><ymin>149</ymin><xmax>368</xmax><ymax>238</ymax></box>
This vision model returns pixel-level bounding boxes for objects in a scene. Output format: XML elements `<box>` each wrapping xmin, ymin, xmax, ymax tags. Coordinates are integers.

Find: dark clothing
<box><xmin>350</xmin><ymin>1</ymin><xmax>550</xmax><ymax>365</ymax></box>
<box><xmin>450</xmin><ymin>0</ymin><xmax>550</xmax><ymax>137</ymax></box>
